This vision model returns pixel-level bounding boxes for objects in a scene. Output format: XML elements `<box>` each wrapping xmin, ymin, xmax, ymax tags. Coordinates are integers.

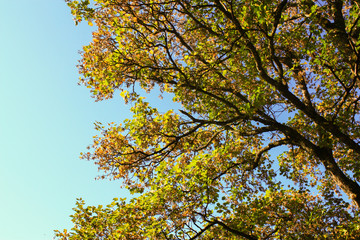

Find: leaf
<box><xmin>56</xmin><ymin>0</ymin><xmax>360</xmax><ymax>239</ymax></box>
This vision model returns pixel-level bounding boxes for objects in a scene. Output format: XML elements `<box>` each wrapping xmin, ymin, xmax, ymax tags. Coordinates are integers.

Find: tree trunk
<box><xmin>316</xmin><ymin>146</ymin><xmax>360</xmax><ymax>208</ymax></box>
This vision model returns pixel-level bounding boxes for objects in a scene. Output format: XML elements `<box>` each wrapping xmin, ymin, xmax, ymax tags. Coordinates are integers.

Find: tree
<box><xmin>56</xmin><ymin>0</ymin><xmax>360</xmax><ymax>239</ymax></box>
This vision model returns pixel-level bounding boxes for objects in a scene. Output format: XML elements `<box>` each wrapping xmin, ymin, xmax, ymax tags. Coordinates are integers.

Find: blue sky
<box><xmin>0</xmin><ymin>0</ymin><xmax>132</xmax><ymax>239</ymax></box>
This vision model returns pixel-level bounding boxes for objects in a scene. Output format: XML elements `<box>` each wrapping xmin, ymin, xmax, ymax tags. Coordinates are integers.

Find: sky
<box><xmin>0</xmin><ymin>0</ymin><xmax>134</xmax><ymax>239</ymax></box>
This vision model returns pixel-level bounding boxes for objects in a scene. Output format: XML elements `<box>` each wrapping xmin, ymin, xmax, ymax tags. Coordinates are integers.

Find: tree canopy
<box><xmin>56</xmin><ymin>0</ymin><xmax>360</xmax><ymax>239</ymax></box>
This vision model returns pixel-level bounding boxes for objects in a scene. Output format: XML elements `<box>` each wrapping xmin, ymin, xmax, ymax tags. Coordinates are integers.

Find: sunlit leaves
<box><xmin>57</xmin><ymin>0</ymin><xmax>360</xmax><ymax>239</ymax></box>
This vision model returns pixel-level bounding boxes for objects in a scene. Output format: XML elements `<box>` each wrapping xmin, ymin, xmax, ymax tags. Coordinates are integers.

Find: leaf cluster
<box><xmin>57</xmin><ymin>0</ymin><xmax>360</xmax><ymax>239</ymax></box>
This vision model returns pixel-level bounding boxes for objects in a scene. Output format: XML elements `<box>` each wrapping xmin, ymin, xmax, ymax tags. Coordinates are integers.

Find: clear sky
<box><xmin>0</xmin><ymin>0</ymin><xmax>132</xmax><ymax>239</ymax></box>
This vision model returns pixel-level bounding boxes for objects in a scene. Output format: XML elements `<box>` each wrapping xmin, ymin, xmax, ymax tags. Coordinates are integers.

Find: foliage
<box><xmin>56</xmin><ymin>0</ymin><xmax>360</xmax><ymax>239</ymax></box>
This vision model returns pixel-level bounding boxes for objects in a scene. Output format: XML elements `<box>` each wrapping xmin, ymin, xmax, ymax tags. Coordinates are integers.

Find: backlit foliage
<box><xmin>56</xmin><ymin>0</ymin><xmax>360</xmax><ymax>239</ymax></box>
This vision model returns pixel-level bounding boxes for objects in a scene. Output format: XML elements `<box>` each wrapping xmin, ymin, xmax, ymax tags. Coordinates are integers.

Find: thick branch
<box><xmin>315</xmin><ymin>146</ymin><xmax>360</xmax><ymax>208</ymax></box>
<box><xmin>214</xmin><ymin>0</ymin><xmax>360</xmax><ymax>155</ymax></box>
